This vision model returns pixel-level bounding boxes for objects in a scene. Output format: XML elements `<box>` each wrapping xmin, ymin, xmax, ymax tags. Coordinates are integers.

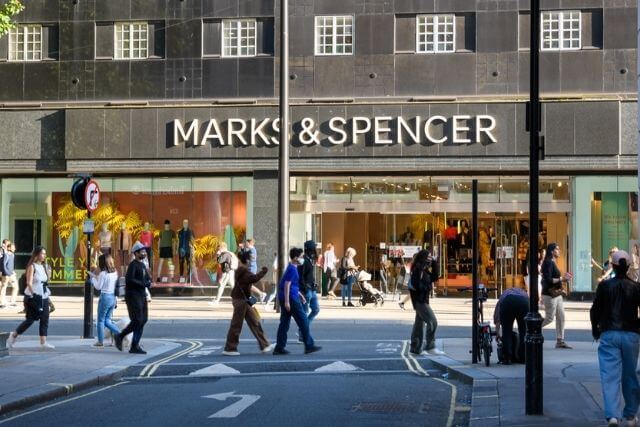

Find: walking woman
<box><xmin>541</xmin><ymin>242</ymin><xmax>573</xmax><ymax>349</ymax></box>
<box><xmin>324</xmin><ymin>243</ymin><xmax>339</xmax><ymax>298</ymax></box>
<box><xmin>409</xmin><ymin>250</ymin><xmax>444</xmax><ymax>356</ymax></box>
<box><xmin>341</xmin><ymin>247</ymin><xmax>359</xmax><ymax>307</ymax></box>
<box><xmin>222</xmin><ymin>250</ymin><xmax>274</xmax><ymax>356</ymax></box>
<box><xmin>90</xmin><ymin>254</ymin><xmax>121</xmax><ymax>348</ymax></box>
<box><xmin>6</xmin><ymin>246</ymin><xmax>55</xmax><ymax>350</ymax></box>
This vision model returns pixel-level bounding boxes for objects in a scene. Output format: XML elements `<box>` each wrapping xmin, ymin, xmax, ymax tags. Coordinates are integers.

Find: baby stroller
<box><xmin>356</xmin><ymin>270</ymin><xmax>385</xmax><ymax>307</ymax></box>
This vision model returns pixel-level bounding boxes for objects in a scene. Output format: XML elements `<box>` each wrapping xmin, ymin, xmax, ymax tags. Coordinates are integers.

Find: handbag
<box><xmin>548</xmin><ymin>284</ymin><xmax>567</xmax><ymax>298</ymax></box>
<box><xmin>246</xmin><ymin>295</ymin><xmax>258</xmax><ymax>306</ymax></box>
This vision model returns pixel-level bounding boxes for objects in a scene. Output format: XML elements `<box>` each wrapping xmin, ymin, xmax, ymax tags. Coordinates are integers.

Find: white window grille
<box><xmin>115</xmin><ymin>22</ymin><xmax>148</xmax><ymax>59</ymax></box>
<box><xmin>222</xmin><ymin>19</ymin><xmax>257</xmax><ymax>57</ymax></box>
<box><xmin>416</xmin><ymin>15</ymin><xmax>455</xmax><ymax>53</ymax></box>
<box><xmin>8</xmin><ymin>24</ymin><xmax>42</xmax><ymax>61</ymax></box>
<box><xmin>541</xmin><ymin>11</ymin><xmax>580</xmax><ymax>51</ymax></box>
<box><xmin>315</xmin><ymin>16</ymin><xmax>353</xmax><ymax>55</ymax></box>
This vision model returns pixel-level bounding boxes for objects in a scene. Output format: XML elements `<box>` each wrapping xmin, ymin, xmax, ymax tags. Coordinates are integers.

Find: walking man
<box><xmin>116</xmin><ymin>242</ymin><xmax>151</xmax><ymax>354</ymax></box>
<box><xmin>273</xmin><ymin>247</ymin><xmax>321</xmax><ymax>355</ymax></box>
<box><xmin>211</xmin><ymin>242</ymin><xmax>236</xmax><ymax>305</ymax></box>
<box><xmin>298</xmin><ymin>241</ymin><xmax>320</xmax><ymax>337</ymax></box>
<box><xmin>0</xmin><ymin>242</ymin><xmax>18</xmax><ymax>307</ymax></box>
<box><xmin>590</xmin><ymin>250</ymin><xmax>640</xmax><ymax>427</ymax></box>
<box><xmin>246</xmin><ymin>239</ymin><xmax>258</xmax><ymax>274</ymax></box>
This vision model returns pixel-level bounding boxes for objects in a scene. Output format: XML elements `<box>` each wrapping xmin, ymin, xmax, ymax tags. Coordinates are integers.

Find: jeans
<box><xmin>96</xmin><ymin>293</ymin><xmax>120</xmax><ymax>344</ymax></box>
<box><xmin>410</xmin><ymin>301</ymin><xmax>437</xmax><ymax>353</ymax></box>
<box><xmin>342</xmin><ymin>276</ymin><xmax>354</xmax><ymax>304</ymax></box>
<box><xmin>275</xmin><ymin>299</ymin><xmax>314</xmax><ymax>351</ymax></box>
<box><xmin>542</xmin><ymin>294</ymin><xmax>566</xmax><ymax>341</ymax></box>
<box><xmin>303</xmin><ymin>290</ymin><xmax>320</xmax><ymax>324</ymax></box>
<box><xmin>598</xmin><ymin>330</ymin><xmax>640</xmax><ymax>421</ymax></box>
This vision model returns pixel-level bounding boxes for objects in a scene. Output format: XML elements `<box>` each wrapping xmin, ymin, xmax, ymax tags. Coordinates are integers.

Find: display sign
<box><xmin>497</xmin><ymin>246</ymin><xmax>515</xmax><ymax>259</ymax></box>
<box><xmin>84</xmin><ymin>179</ymin><xmax>100</xmax><ymax>212</ymax></box>
<box><xmin>173</xmin><ymin>115</ymin><xmax>497</xmax><ymax>147</ymax></box>
<box><xmin>388</xmin><ymin>245</ymin><xmax>421</xmax><ymax>259</ymax></box>
<box><xmin>83</xmin><ymin>219</ymin><xmax>95</xmax><ymax>234</ymax></box>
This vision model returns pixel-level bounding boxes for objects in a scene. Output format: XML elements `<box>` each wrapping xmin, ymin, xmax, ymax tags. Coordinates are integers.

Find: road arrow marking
<box><xmin>376</xmin><ymin>343</ymin><xmax>401</xmax><ymax>353</ymax></box>
<box><xmin>188</xmin><ymin>346</ymin><xmax>222</xmax><ymax>357</ymax></box>
<box><xmin>190</xmin><ymin>363</ymin><xmax>240</xmax><ymax>376</ymax></box>
<box><xmin>314</xmin><ymin>361</ymin><xmax>362</xmax><ymax>372</ymax></box>
<box><xmin>203</xmin><ymin>391</ymin><xmax>260</xmax><ymax>418</ymax></box>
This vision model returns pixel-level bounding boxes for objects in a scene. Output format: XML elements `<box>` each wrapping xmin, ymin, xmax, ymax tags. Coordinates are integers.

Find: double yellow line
<box><xmin>400</xmin><ymin>340</ymin><xmax>429</xmax><ymax>376</ymax></box>
<box><xmin>139</xmin><ymin>340</ymin><xmax>203</xmax><ymax>377</ymax></box>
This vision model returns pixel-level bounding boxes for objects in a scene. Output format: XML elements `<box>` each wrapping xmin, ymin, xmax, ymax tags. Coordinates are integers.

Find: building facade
<box><xmin>0</xmin><ymin>0</ymin><xmax>636</xmax><ymax>296</ymax></box>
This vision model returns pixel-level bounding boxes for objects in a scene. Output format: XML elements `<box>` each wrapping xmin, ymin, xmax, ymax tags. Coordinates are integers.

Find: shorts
<box><xmin>159</xmin><ymin>247</ymin><xmax>173</xmax><ymax>259</ymax></box>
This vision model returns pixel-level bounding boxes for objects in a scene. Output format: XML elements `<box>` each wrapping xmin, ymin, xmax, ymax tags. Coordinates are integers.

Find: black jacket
<box><xmin>590</xmin><ymin>275</ymin><xmax>640</xmax><ymax>339</ymax></box>
<box><xmin>540</xmin><ymin>258</ymin><xmax>562</xmax><ymax>297</ymax></box>
<box><xmin>409</xmin><ymin>258</ymin><xmax>439</xmax><ymax>305</ymax></box>
<box><xmin>297</xmin><ymin>256</ymin><xmax>316</xmax><ymax>293</ymax></box>
<box><xmin>125</xmin><ymin>259</ymin><xmax>151</xmax><ymax>297</ymax></box>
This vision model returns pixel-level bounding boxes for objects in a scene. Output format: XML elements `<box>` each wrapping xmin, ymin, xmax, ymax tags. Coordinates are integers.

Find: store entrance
<box><xmin>315</xmin><ymin>211</ymin><xmax>568</xmax><ymax>296</ymax></box>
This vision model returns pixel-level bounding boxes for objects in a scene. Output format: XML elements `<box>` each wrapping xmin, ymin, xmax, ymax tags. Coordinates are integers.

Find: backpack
<box><xmin>18</xmin><ymin>273</ymin><xmax>27</xmax><ymax>295</ymax></box>
<box><xmin>338</xmin><ymin>257</ymin><xmax>349</xmax><ymax>284</ymax></box>
<box><xmin>230</xmin><ymin>252</ymin><xmax>239</xmax><ymax>270</ymax></box>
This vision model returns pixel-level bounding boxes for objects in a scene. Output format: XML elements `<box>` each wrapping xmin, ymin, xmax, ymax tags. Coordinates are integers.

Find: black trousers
<box><xmin>179</xmin><ymin>252</ymin><xmax>191</xmax><ymax>278</ymax></box>
<box><xmin>499</xmin><ymin>294</ymin><xmax>528</xmax><ymax>363</ymax></box>
<box><xmin>16</xmin><ymin>296</ymin><xmax>50</xmax><ymax>337</ymax></box>
<box><xmin>121</xmin><ymin>293</ymin><xmax>148</xmax><ymax>348</ymax></box>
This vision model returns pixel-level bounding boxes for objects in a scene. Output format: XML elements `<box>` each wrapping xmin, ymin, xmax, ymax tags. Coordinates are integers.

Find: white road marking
<box><xmin>0</xmin><ymin>382</ymin><xmax>128</xmax><ymax>424</ymax></box>
<box><xmin>190</xmin><ymin>363</ymin><xmax>241</xmax><ymax>376</ymax></box>
<box><xmin>376</xmin><ymin>343</ymin><xmax>401</xmax><ymax>353</ymax></box>
<box><xmin>204</xmin><ymin>391</ymin><xmax>260</xmax><ymax>418</ymax></box>
<box><xmin>140</xmin><ymin>340</ymin><xmax>203</xmax><ymax>377</ymax></box>
<box><xmin>314</xmin><ymin>361</ymin><xmax>362</xmax><ymax>372</ymax></box>
<box><xmin>187</xmin><ymin>346</ymin><xmax>222</xmax><ymax>358</ymax></box>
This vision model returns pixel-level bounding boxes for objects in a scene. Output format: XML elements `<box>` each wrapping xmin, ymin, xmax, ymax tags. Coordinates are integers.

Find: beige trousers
<box><xmin>0</xmin><ymin>273</ymin><xmax>19</xmax><ymax>305</ymax></box>
<box><xmin>541</xmin><ymin>294</ymin><xmax>565</xmax><ymax>341</ymax></box>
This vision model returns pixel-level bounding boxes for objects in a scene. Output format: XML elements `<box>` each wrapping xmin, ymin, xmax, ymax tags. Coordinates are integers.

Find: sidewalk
<box><xmin>0</xmin><ymin>337</ymin><xmax>178</xmax><ymax>416</ymax></box>
<box><xmin>430</xmin><ymin>338</ymin><xmax>606</xmax><ymax>426</ymax></box>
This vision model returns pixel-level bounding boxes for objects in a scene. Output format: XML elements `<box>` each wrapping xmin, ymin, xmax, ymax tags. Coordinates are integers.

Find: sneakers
<box><xmin>129</xmin><ymin>347</ymin><xmax>147</xmax><ymax>355</ymax></box>
<box><xmin>304</xmin><ymin>345</ymin><xmax>322</xmax><ymax>354</ymax></box>
<box><xmin>6</xmin><ymin>332</ymin><xmax>16</xmax><ymax>349</ymax></box>
<box><xmin>555</xmin><ymin>341</ymin><xmax>572</xmax><ymax>349</ymax></box>
<box><xmin>608</xmin><ymin>418</ymin><xmax>619</xmax><ymax>427</ymax></box>
<box><xmin>208</xmin><ymin>300</ymin><xmax>220</xmax><ymax>306</ymax></box>
<box><xmin>427</xmin><ymin>348</ymin><xmax>446</xmax><ymax>356</ymax></box>
<box><xmin>625</xmin><ymin>416</ymin><xmax>638</xmax><ymax>427</ymax></box>
<box><xmin>114</xmin><ymin>333</ymin><xmax>123</xmax><ymax>351</ymax></box>
<box><xmin>222</xmin><ymin>350</ymin><xmax>240</xmax><ymax>356</ymax></box>
<box><xmin>399</xmin><ymin>302</ymin><xmax>405</xmax><ymax>311</ymax></box>
<box><xmin>273</xmin><ymin>348</ymin><xmax>290</xmax><ymax>355</ymax></box>
<box><xmin>261</xmin><ymin>344</ymin><xmax>275</xmax><ymax>354</ymax></box>
<box><xmin>347</xmin><ymin>302</ymin><xmax>355</xmax><ymax>307</ymax></box>
<box><xmin>41</xmin><ymin>342</ymin><xmax>55</xmax><ymax>350</ymax></box>
<box><xmin>92</xmin><ymin>342</ymin><xmax>104</xmax><ymax>348</ymax></box>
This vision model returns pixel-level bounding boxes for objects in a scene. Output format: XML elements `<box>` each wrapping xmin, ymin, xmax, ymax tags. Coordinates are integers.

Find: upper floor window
<box><xmin>541</xmin><ymin>11</ymin><xmax>580</xmax><ymax>51</ymax></box>
<box><xmin>315</xmin><ymin>16</ymin><xmax>353</xmax><ymax>55</ymax></box>
<box><xmin>416</xmin><ymin>15</ymin><xmax>455</xmax><ymax>53</ymax></box>
<box><xmin>8</xmin><ymin>24</ymin><xmax>42</xmax><ymax>61</ymax></box>
<box><xmin>222</xmin><ymin>19</ymin><xmax>256</xmax><ymax>57</ymax></box>
<box><xmin>114</xmin><ymin>22</ymin><xmax>148</xmax><ymax>59</ymax></box>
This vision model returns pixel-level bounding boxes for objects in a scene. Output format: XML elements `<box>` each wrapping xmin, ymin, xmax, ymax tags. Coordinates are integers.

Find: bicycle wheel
<box><xmin>483</xmin><ymin>335</ymin><xmax>492</xmax><ymax>367</ymax></box>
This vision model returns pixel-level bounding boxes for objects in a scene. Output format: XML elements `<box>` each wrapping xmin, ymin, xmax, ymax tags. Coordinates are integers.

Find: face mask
<box><xmin>297</xmin><ymin>257</ymin><xmax>305</xmax><ymax>265</ymax></box>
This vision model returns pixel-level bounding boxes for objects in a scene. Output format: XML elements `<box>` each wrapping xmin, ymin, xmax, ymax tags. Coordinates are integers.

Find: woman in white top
<box><xmin>90</xmin><ymin>254</ymin><xmax>121</xmax><ymax>347</ymax></box>
<box><xmin>323</xmin><ymin>243</ymin><xmax>339</xmax><ymax>298</ymax></box>
<box><xmin>6</xmin><ymin>246</ymin><xmax>54</xmax><ymax>350</ymax></box>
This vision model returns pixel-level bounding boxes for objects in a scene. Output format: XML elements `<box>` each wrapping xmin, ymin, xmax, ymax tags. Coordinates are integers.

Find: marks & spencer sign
<box><xmin>172</xmin><ymin>115</ymin><xmax>497</xmax><ymax>147</ymax></box>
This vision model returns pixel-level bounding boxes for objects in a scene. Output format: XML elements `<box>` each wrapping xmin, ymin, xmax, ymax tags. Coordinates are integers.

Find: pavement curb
<box><xmin>428</xmin><ymin>354</ymin><xmax>500</xmax><ymax>427</ymax></box>
<box><xmin>0</xmin><ymin>340</ymin><xmax>179</xmax><ymax>417</ymax></box>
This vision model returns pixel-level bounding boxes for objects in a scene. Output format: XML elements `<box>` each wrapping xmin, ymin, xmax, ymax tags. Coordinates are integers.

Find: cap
<box><xmin>131</xmin><ymin>241</ymin><xmax>146</xmax><ymax>254</ymax></box>
<box><xmin>612</xmin><ymin>250</ymin><xmax>631</xmax><ymax>266</ymax></box>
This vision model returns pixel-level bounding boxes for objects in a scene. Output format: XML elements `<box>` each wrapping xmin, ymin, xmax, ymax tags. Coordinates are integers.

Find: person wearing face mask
<box><xmin>116</xmin><ymin>242</ymin><xmax>152</xmax><ymax>354</ymax></box>
<box><xmin>273</xmin><ymin>247</ymin><xmax>322</xmax><ymax>355</ymax></box>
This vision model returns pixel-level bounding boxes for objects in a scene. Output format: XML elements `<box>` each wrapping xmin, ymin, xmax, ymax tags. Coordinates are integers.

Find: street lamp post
<box><xmin>525</xmin><ymin>0</ymin><xmax>544</xmax><ymax>415</ymax></box>
<box><xmin>277</xmin><ymin>0</ymin><xmax>290</xmax><ymax>281</ymax></box>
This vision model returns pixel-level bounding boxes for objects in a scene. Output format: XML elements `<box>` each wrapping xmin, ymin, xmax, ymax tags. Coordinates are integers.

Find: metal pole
<box><xmin>472</xmin><ymin>180</ymin><xmax>479</xmax><ymax>363</ymax></box>
<box><xmin>525</xmin><ymin>0</ymin><xmax>544</xmax><ymax>415</ymax></box>
<box><xmin>83</xmin><ymin>208</ymin><xmax>93</xmax><ymax>338</ymax></box>
<box><xmin>277</xmin><ymin>0</ymin><xmax>290</xmax><ymax>283</ymax></box>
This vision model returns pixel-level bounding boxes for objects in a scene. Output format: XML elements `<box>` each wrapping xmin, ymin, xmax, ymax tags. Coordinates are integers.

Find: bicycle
<box><xmin>459</xmin><ymin>284</ymin><xmax>498</xmax><ymax>367</ymax></box>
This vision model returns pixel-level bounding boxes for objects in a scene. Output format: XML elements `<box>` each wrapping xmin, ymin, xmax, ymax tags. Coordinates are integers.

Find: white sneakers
<box><xmin>222</xmin><ymin>350</ymin><xmax>240</xmax><ymax>356</ymax></box>
<box><xmin>40</xmin><ymin>342</ymin><xmax>55</xmax><ymax>350</ymax></box>
<box><xmin>624</xmin><ymin>416</ymin><xmax>638</xmax><ymax>427</ymax></box>
<box><xmin>261</xmin><ymin>344</ymin><xmax>275</xmax><ymax>354</ymax></box>
<box><xmin>427</xmin><ymin>348</ymin><xmax>446</xmax><ymax>356</ymax></box>
<box><xmin>6</xmin><ymin>332</ymin><xmax>16</xmax><ymax>348</ymax></box>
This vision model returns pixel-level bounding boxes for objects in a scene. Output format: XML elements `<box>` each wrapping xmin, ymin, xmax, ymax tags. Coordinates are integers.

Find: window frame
<box><xmin>221</xmin><ymin>18</ymin><xmax>257</xmax><ymax>58</ymax></box>
<box><xmin>114</xmin><ymin>22</ymin><xmax>149</xmax><ymax>60</ymax></box>
<box><xmin>314</xmin><ymin>15</ymin><xmax>354</xmax><ymax>56</ymax></box>
<box><xmin>8</xmin><ymin>24</ymin><xmax>43</xmax><ymax>62</ymax></box>
<box><xmin>415</xmin><ymin>14</ymin><xmax>456</xmax><ymax>54</ymax></box>
<box><xmin>541</xmin><ymin>10</ymin><xmax>581</xmax><ymax>51</ymax></box>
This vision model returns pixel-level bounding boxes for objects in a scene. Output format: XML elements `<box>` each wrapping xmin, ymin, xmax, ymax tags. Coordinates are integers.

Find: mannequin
<box><xmin>140</xmin><ymin>222</ymin><xmax>154</xmax><ymax>274</ymax></box>
<box><xmin>157</xmin><ymin>220</ymin><xmax>176</xmax><ymax>282</ymax></box>
<box><xmin>445</xmin><ymin>220</ymin><xmax>458</xmax><ymax>259</ymax></box>
<box><xmin>178</xmin><ymin>219</ymin><xmax>195</xmax><ymax>282</ymax></box>
<box><xmin>98</xmin><ymin>223</ymin><xmax>112</xmax><ymax>255</ymax></box>
<box><xmin>457</xmin><ymin>220</ymin><xmax>471</xmax><ymax>249</ymax></box>
<box><xmin>116</xmin><ymin>223</ymin><xmax>131</xmax><ymax>275</ymax></box>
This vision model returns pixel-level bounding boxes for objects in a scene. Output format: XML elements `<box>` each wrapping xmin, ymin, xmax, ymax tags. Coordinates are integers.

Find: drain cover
<box><xmin>351</xmin><ymin>401</ymin><xmax>416</xmax><ymax>414</ymax></box>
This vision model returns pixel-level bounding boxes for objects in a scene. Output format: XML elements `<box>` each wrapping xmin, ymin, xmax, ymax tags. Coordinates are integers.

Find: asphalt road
<box><xmin>0</xmin><ymin>336</ymin><xmax>472</xmax><ymax>427</ymax></box>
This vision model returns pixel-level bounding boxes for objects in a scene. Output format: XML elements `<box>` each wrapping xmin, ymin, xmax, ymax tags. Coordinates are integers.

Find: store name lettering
<box><xmin>172</xmin><ymin>115</ymin><xmax>497</xmax><ymax>147</ymax></box>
